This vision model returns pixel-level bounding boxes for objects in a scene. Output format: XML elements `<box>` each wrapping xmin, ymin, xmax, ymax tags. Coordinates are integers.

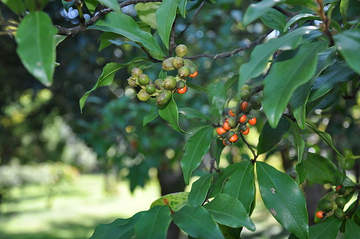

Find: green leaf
<box><xmin>284</xmin><ymin>0</ymin><xmax>317</xmax><ymax>9</ymax></box>
<box><xmin>98</xmin><ymin>0</ymin><xmax>120</xmax><ymax>12</ymax></box>
<box><xmin>84</xmin><ymin>0</ymin><xmax>98</xmax><ymax>14</ymax></box>
<box><xmin>181</xmin><ymin>126</ymin><xmax>214</xmax><ymax>184</ymax></box>
<box><xmin>306</xmin><ymin>121</ymin><xmax>343</xmax><ymax>156</ymax></box>
<box><xmin>303</xmin><ymin>153</ymin><xmax>342</xmax><ymax>185</ymax></box>
<box><xmin>1</xmin><ymin>0</ymin><xmax>26</xmax><ymax>15</ymax></box>
<box><xmin>158</xmin><ymin>96</ymin><xmax>186</xmax><ymax>133</ymax></box>
<box><xmin>243</xmin><ymin>0</ymin><xmax>283</xmax><ymax>26</ymax></box>
<box><xmin>257</xmin><ymin>117</ymin><xmax>290</xmax><ymax>154</ymax></box>
<box><xmin>187</xmin><ymin>82</ymin><xmax>207</xmax><ymax>93</ymax></box>
<box><xmin>263</xmin><ymin>41</ymin><xmax>328</xmax><ymax>127</ymax></box>
<box><xmin>24</xmin><ymin>0</ymin><xmax>48</xmax><ymax>11</ymax></box>
<box><xmin>238</xmin><ymin>26</ymin><xmax>317</xmax><ymax>95</ymax></box>
<box><xmin>260</xmin><ymin>8</ymin><xmax>287</xmax><ymax>34</ymax></box>
<box><xmin>135</xmin><ymin>3</ymin><xmax>161</xmax><ymax>29</ymax></box>
<box><xmin>204</xmin><ymin>194</ymin><xmax>255</xmax><ymax>231</ymax></box>
<box><xmin>188</xmin><ymin>174</ymin><xmax>214</xmax><ymax>206</ymax></box>
<box><xmin>340</xmin><ymin>0</ymin><xmax>350</xmax><ymax>24</ymax></box>
<box><xmin>345</xmin><ymin>218</ymin><xmax>360</xmax><ymax>239</ymax></box>
<box><xmin>257</xmin><ymin>161</ymin><xmax>309</xmax><ymax>239</ymax></box>
<box><xmin>283</xmin><ymin>14</ymin><xmax>320</xmax><ymax>32</ymax></box>
<box><xmin>80</xmin><ymin>60</ymin><xmax>141</xmax><ymax>112</ymax></box>
<box><xmin>334</xmin><ymin>29</ymin><xmax>360</xmax><ymax>74</ymax></box>
<box><xmin>309</xmin><ymin>216</ymin><xmax>341</xmax><ymax>239</ymax></box>
<box><xmin>151</xmin><ymin>192</ymin><xmax>189</xmax><ymax>212</ymax></box>
<box><xmin>156</xmin><ymin>0</ymin><xmax>178</xmax><ymax>49</ymax></box>
<box><xmin>15</xmin><ymin>12</ymin><xmax>57</xmax><ymax>87</ymax></box>
<box><xmin>172</xmin><ymin>205</ymin><xmax>225</xmax><ymax>239</ymax></box>
<box><xmin>89</xmin><ymin>12</ymin><xmax>165</xmax><ymax>59</ymax></box>
<box><xmin>309</xmin><ymin>61</ymin><xmax>355</xmax><ymax>102</ymax></box>
<box><xmin>208</xmin><ymin>82</ymin><xmax>226</xmax><ymax>123</ymax></box>
<box><xmin>223</xmin><ymin>161</ymin><xmax>255</xmax><ymax>213</ymax></box>
<box><xmin>178</xmin><ymin>0</ymin><xmax>187</xmax><ymax>18</ymax></box>
<box><xmin>179</xmin><ymin>107</ymin><xmax>212</xmax><ymax>122</ymax></box>
<box><xmin>89</xmin><ymin>212</ymin><xmax>141</xmax><ymax>239</ymax></box>
<box><xmin>286</xmin><ymin>117</ymin><xmax>305</xmax><ymax>163</ymax></box>
<box><xmin>143</xmin><ymin>107</ymin><xmax>159</xmax><ymax>126</ymax></box>
<box><xmin>295</xmin><ymin>161</ymin><xmax>307</xmax><ymax>185</ymax></box>
<box><xmin>224</xmin><ymin>74</ymin><xmax>238</xmax><ymax>91</ymax></box>
<box><xmin>135</xmin><ymin>206</ymin><xmax>172</xmax><ymax>239</ymax></box>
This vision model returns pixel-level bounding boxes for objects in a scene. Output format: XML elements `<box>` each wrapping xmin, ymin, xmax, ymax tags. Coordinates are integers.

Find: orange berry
<box><xmin>223</xmin><ymin>121</ymin><xmax>231</xmax><ymax>131</ymax></box>
<box><xmin>189</xmin><ymin>71</ymin><xmax>198</xmax><ymax>78</ymax></box>
<box><xmin>241</xmin><ymin>101</ymin><xmax>249</xmax><ymax>112</ymax></box>
<box><xmin>239</xmin><ymin>114</ymin><xmax>247</xmax><ymax>123</ymax></box>
<box><xmin>177</xmin><ymin>85</ymin><xmax>187</xmax><ymax>94</ymax></box>
<box><xmin>316</xmin><ymin>211</ymin><xmax>325</xmax><ymax>219</ymax></box>
<box><xmin>249</xmin><ymin>117</ymin><xmax>257</xmax><ymax>125</ymax></box>
<box><xmin>229</xmin><ymin>109</ymin><xmax>236</xmax><ymax>117</ymax></box>
<box><xmin>336</xmin><ymin>185</ymin><xmax>343</xmax><ymax>192</ymax></box>
<box><xmin>216</xmin><ymin>127</ymin><xmax>226</xmax><ymax>135</ymax></box>
<box><xmin>229</xmin><ymin>134</ymin><xmax>238</xmax><ymax>142</ymax></box>
<box><xmin>241</xmin><ymin>125</ymin><xmax>250</xmax><ymax>135</ymax></box>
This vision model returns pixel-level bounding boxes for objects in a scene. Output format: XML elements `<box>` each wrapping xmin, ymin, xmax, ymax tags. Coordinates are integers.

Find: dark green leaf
<box><xmin>151</xmin><ymin>192</ymin><xmax>189</xmax><ymax>212</ymax></box>
<box><xmin>340</xmin><ymin>0</ymin><xmax>350</xmax><ymax>24</ymax></box>
<box><xmin>295</xmin><ymin>162</ymin><xmax>307</xmax><ymax>185</ymax></box>
<box><xmin>15</xmin><ymin>12</ymin><xmax>57</xmax><ymax>87</ymax></box>
<box><xmin>178</xmin><ymin>0</ymin><xmax>187</xmax><ymax>18</ymax></box>
<box><xmin>172</xmin><ymin>205</ymin><xmax>224</xmax><ymax>239</ymax></box>
<box><xmin>24</xmin><ymin>0</ymin><xmax>48</xmax><ymax>11</ymax></box>
<box><xmin>263</xmin><ymin>41</ymin><xmax>328</xmax><ymax>127</ymax></box>
<box><xmin>243</xmin><ymin>0</ymin><xmax>282</xmax><ymax>26</ymax></box>
<box><xmin>303</xmin><ymin>153</ymin><xmax>342</xmax><ymax>185</ymax></box>
<box><xmin>158</xmin><ymin>96</ymin><xmax>186</xmax><ymax>133</ymax></box>
<box><xmin>257</xmin><ymin>161</ymin><xmax>309</xmax><ymax>239</ymax></box>
<box><xmin>283</xmin><ymin>14</ymin><xmax>320</xmax><ymax>32</ymax></box>
<box><xmin>188</xmin><ymin>174</ymin><xmax>214</xmax><ymax>206</ymax></box>
<box><xmin>204</xmin><ymin>194</ymin><xmax>255</xmax><ymax>231</ymax></box>
<box><xmin>309</xmin><ymin>216</ymin><xmax>341</xmax><ymax>239</ymax></box>
<box><xmin>135</xmin><ymin>206</ymin><xmax>172</xmax><ymax>239</ymax></box>
<box><xmin>284</xmin><ymin>0</ymin><xmax>317</xmax><ymax>9</ymax></box>
<box><xmin>208</xmin><ymin>82</ymin><xmax>226</xmax><ymax>123</ymax></box>
<box><xmin>187</xmin><ymin>82</ymin><xmax>207</xmax><ymax>93</ymax></box>
<box><xmin>89</xmin><ymin>12</ymin><xmax>165</xmax><ymax>59</ymax></box>
<box><xmin>238</xmin><ymin>26</ymin><xmax>317</xmax><ymax>95</ymax></box>
<box><xmin>143</xmin><ymin>107</ymin><xmax>159</xmax><ymax>126</ymax></box>
<box><xmin>98</xmin><ymin>0</ymin><xmax>120</xmax><ymax>12</ymax></box>
<box><xmin>345</xmin><ymin>219</ymin><xmax>360</xmax><ymax>239</ymax></box>
<box><xmin>179</xmin><ymin>107</ymin><xmax>212</xmax><ymax>122</ymax></box>
<box><xmin>84</xmin><ymin>0</ymin><xmax>98</xmax><ymax>14</ymax></box>
<box><xmin>286</xmin><ymin>117</ymin><xmax>305</xmax><ymax>163</ymax></box>
<box><xmin>257</xmin><ymin>117</ymin><xmax>290</xmax><ymax>154</ymax></box>
<box><xmin>223</xmin><ymin>161</ymin><xmax>255</xmax><ymax>213</ymax></box>
<box><xmin>1</xmin><ymin>0</ymin><xmax>26</xmax><ymax>15</ymax></box>
<box><xmin>260</xmin><ymin>8</ymin><xmax>287</xmax><ymax>34</ymax></box>
<box><xmin>181</xmin><ymin>126</ymin><xmax>214</xmax><ymax>185</ymax></box>
<box><xmin>224</xmin><ymin>74</ymin><xmax>238</xmax><ymax>91</ymax></box>
<box><xmin>306</xmin><ymin>121</ymin><xmax>343</xmax><ymax>156</ymax></box>
<box><xmin>334</xmin><ymin>29</ymin><xmax>360</xmax><ymax>74</ymax></box>
<box><xmin>156</xmin><ymin>0</ymin><xmax>178</xmax><ymax>49</ymax></box>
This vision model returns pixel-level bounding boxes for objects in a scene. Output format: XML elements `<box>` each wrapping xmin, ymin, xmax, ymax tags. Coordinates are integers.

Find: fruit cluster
<box><xmin>216</xmin><ymin>85</ymin><xmax>262</xmax><ymax>146</ymax></box>
<box><xmin>127</xmin><ymin>44</ymin><xmax>198</xmax><ymax>106</ymax></box>
<box><xmin>315</xmin><ymin>185</ymin><xmax>351</xmax><ymax>220</ymax></box>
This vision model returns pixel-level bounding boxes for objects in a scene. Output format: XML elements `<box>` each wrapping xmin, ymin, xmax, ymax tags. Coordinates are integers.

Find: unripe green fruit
<box><xmin>175</xmin><ymin>44</ymin><xmax>187</xmax><ymax>57</ymax></box>
<box><xmin>224</xmin><ymin>139</ymin><xmax>232</xmax><ymax>146</ymax></box>
<box><xmin>154</xmin><ymin>79</ymin><xmax>164</xmax><ymax>90</ymax></box>
<box><xmin>325</xmin><ymin>192</ymin><xmax>338</xmax><ymax>201</ymax></box>
<box><xmin>189</xmin><ymin>66</ymin><xmax>197</xmax><ymax>75</ymax></box>
<box><xmin>162</xmin><ymin>57</ymin><xmax>175</xmax><ymax>71</ymax></box>
<box><xmin>178</xmin><ymin>66</ymin><xmax>190</xmax><ymax>78</ymax></box>
<box><xmin>177</xmin><ymin>80</ymin><xmax>186</xmax><ymax>89</ymax></box>
<box><xmin>241</xmin><ymin>90</ymin><xmax>251</xmax><ymax>101</ymax></box>
<box><xmin>230</xmin><ymin>107</ymin><xmax>240</xmax><ymax>116</ymax></box>
<box><xmin>228</xmin><ymin>117</ymin><xmax>238</xmax><ymax>128</ymax></box>
<box><xmin>172</xmin><ymin>57</ymin><xmax>184</xmax><ymax>69</ymax></box>
<box><xmin>138</xmin><ymin>74</ymin><xmax>150</xmax><ymax>86</ymax></box>
<box><xmin>322</xmin><ymin>200</ymin><xmax>334</xmax><ymax>211</ymax></box>
<box><xmin>163</xmin><ymin>76</ymin><xmax>177</xmax><ymax>90</ymax></box>
<box><xmin>334</xmin><ymin>208</ymin><xmax>344</xmax><ymax>219</ymax></box>
<box><xmin>131</xmin><ymin>67</ymin><xmax>143</xmax><ymax>77</ymax></box>
<box><xmin>342</xmin><ymin>159</ymin><xmax>355</xmax><ymax>170</ymax></box>
<box><xmin>137</xmin><ymin>89</ymin><xmax>151</xmax><ymax>101</ymax></box>
<box><xmin>127</xmin><ymin>76</ymin><xmax>137</xmax><ymax>87</ymax></box>
<box><xmin>156</xmin><ymin>90</ymin><xmax>172</xmax><ymax>105</ymax></box>
<box><xmin>220</xmin><ymin>132</ymin><xmax>228</xmax><ymax>139</ymax></box>
<box><xmin>242</xmin><ymin>84</ymin><xmax>251</xmax><ymax>92</ymax></box>
<box><xmin>239</xmin><ymin>124</ymin><xmax>248</xmax><ymax>131</ymax></box>
<box><xmin>146</xmin><ymin>84</ymin><xmax>156</xmax><ymax>94</ymax></box>
<box><xmin>335</xmin><ymin>197</ymin><xmax>347</xmax><ymax>208</ymax></box>
<box><xmin>250</xmin><ymin>95</ymin><xmax>262</xmax><ymax>110</ymax></box>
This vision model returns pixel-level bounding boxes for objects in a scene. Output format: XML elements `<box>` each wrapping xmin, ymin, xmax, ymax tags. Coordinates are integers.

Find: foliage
<box><xmin>1</xmin><ymin>0</ymin><xmax>360</xmax><ymax>238</ymax></box>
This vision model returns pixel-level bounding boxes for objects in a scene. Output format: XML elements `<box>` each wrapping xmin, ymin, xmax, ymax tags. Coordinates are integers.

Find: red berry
<box><xmin>241</xmin><ymin>125</ymin><xmax>250</xmax><ymax>135</ymax></box>
<box><xmin>216</xmin><ymin>127</ymin><xmax>226</xmax><ymax>135</ymax></box>
<box><xmin>229</xmin><ymin>109</ymin><xmax>236</xmax><ymax>117</ymax></box>
<box><xmin>229</xmin><ymin>134</ymin><xmax>238</xmax><ymax>142</ymax></box>
<box><xmin>177</xmin><ymin>85</ymin><xmax>187</xmax><ymax>94</ymax></box>
<box><xmin>189</xmin><ymin>71</ymin><xmax>198</xmax><ymax>78</ymax></box>
<box><xmin>239</xmin><ymin>114</ymin><xmax>247</xmax><ymax>123</ymax></box>
<box><xmin>249</xmin><ymin>117</ymin><xmax>257</xmax><ymax>125</ymax></box>
<box><xmin>223</xmin><ymin>121</ymin><xmax>231</xmax><ymax>131</ymax></box>
<box><xmin>336</xmin><ymin>185</ymin><xmax>343</xmax><ymax>192</ymax></box>
<box><xmin>241</xmin><ymin>101</ymin><xmax>249</xmax><ymax>112</ymax></box>
<box><xmin>316</xmin><ymin>211</ymin><xmax>325</xmax><ymax>219</ymax></box>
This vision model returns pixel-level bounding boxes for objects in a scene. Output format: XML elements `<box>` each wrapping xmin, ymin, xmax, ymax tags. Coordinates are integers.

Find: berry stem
<box><xmin>240</xmin><ymin>134</ymin><xmax>258</xmax><ymax>163</ymax></box>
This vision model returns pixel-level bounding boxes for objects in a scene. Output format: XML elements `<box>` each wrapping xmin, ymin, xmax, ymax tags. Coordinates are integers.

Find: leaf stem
<box><xmin>240</xmin><ymin>134</ymin><xmax>258</xmax><ymax>163</ymax></box>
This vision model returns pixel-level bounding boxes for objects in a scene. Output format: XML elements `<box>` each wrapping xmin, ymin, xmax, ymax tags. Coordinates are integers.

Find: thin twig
<box><xmin>209</xmin><ymin>158</ymin><xmax>220</xmax><ymax>173</ymax></box>
<box><xmin>177</xmin><ymin>0</ymin><xmax>205</xmax><ymax>38</ymax></box>
<box><xmin>240</xmin><ymin>134</ymin><xmax>258</xmax><ymax>162</ymax></box>
<box><xmin>315</xmin><ymin>0</ymin><xmax>334</xmax><ymax>46</ymax></box>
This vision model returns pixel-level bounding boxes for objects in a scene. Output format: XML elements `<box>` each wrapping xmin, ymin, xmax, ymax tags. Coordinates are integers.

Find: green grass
<box><xmin>0</xmin><ymin>174</ymin><xmax>161</xmax><ymax>239</ymax></box>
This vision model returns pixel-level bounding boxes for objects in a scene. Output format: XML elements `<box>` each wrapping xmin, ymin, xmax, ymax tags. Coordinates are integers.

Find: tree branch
<box><xmin>177</xmin><ymin>0</ymin><xmax>205</xmax><ymax>38</ymax></box>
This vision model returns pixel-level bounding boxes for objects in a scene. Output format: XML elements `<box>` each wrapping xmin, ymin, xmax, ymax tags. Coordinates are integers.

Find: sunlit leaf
<box><xmin>243</xmin><ymin>0</ymin><xmax>282</xmax><ymax>26</ymax></box>
<box><xmin>158</xmin><ymin>96</ymin><xmax>187</xmax><ymax>133</ymax></box>
<box><xmin>135</xmin><ymin>3</ymin><xmax>161</xmax><ymax>29</ymax></box>
<box><xmin>151</xmin><ymin>192</ymin><xmax>189</xmax><ymax>212</ymax></box>
<box><xmin>98</xmin><ymin>0</ymin><xmax>120</xmax><ymax>12</ymax></box>
<box><xmin>283</xmin><ymin>14</ymin><xmax>320</xmax><ymax>32</ymax></box>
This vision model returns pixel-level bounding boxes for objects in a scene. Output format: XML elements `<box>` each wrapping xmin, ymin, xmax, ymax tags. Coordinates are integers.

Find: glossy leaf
<box><xmin>334</xmin><ymin>29</ymin><xmax>360</xmax><ymax>74</ymax></box>
<box><xmin>263</xmin><ymin>41</ymin><xmax>327</xmax><ymax>127</ymax></box>
<box><xmin>188</xmin><ymin>174</ymin><xmax>214</xmax><ymax>206</ymax></box>
<box><xmin>306</xmin><ymin>121</ymin><xmax>343</xmax><ymax>156</ymax></box>
<box><xmin>238</xmin><ymin>26</ymin><xmax>317</xmax><ymax>95</ymax></box>
<box><xmin>243</xmin><ymin>0</ymin><xmax>282</xmax><ymax>26</ymax></box>
<box><xmin>286</xmin><ymin>117</ymin><xmax>305</xmax><ymax>163</ymax></box>
<box><xmin>208</xmin><ymin>82</ymin><xmax>226</xmax><ymax>123</ymax></box>
<box><xmin>309</xmin><ymin>61</ymin><xmax>355</xmax><ymax>102</ymax></box>
<box><xmin>178</xmin><ymin>107</ymin><xmax>212</xmax><ymax>122</ymax></box>
<box><xmin>1</xmin><ymin>0</ymin><xmax>26</xmax><ymax>15</ymax></box>
<box><xmin>295</xmin><ymin>162</ymin><xmax>307</xmax><ymax>185</ymax></box>
<box><xmin>158</xmin><ymin>96</ymin><xmax>186</xmax><ymax>133</ymax></box>
<box><xmin>345</xmin><ymin>219</ymin><xmax>360</xmax><ymax>239</ymax></box>
<box><xmin>80</xmin><ymin>59</ymin><xmax>142</xmax><ymax>112</ymax></box>
<box><xmin>283</xmin><ymin>14</ymin><xmax>320</xmax><ymax>32</ymax></box>
<box><xmin>89</xmin><ymin>212</ymin><xmax>141</xmax><ymax>239</ymax></box>
<box><xmin>135</xmin><ymin>3</ymin><xmax>160</xmax><ymax>29</ymax></box>
<box><xmin>181</xmin><ymin>126</ymin><xmax>214</xmax><ymax>185</ymax></box>
<box><xmin>156</xmin><ymin>0</ymin><xmax>178</xmax><ymax>49</ymax></box>
<box><xmin>15</xmin><ymin>12</ymin><xmax>57</xmax><ymax>87</ymax></box>
<box><xmin>257</xmin><ymin>161</ymin><xmax>309</xmax><ymax>239</ymax></box>
<box><xmin>303</xmin><ymin>153</ymin><xmax>342</xmax><ymax>185</ymax></box>
<box><xmin>84</xmin><ymin>0</ymin><xmax>98</xmax><ymax>14</ymax></box>
<box><xmin>172</xmin><ymin>205</ymin><xmax>224</xmax><ymax>239</ymax></box>
<box><xmin>284</xmin><ymin>0</ymin><xmax>317</xmax><ymax>9</ymax></box>
<box><xmin>178</xmin><ymin>0</ymin><xmax>187</xmax><ymax>18</ymax></box>
<box><xmin>151</xmin><ymin>192</ymin><xmax>189</xmax><ymax>212</ymax></box>
<box><xmin>89</xmin><ymin>12</ymin><xmax>165</xmax><ymax>59</ymax></box>
<box><xmin>187</xmin><ymin>82</ymin><xmax>207</xmax><ymax>93</ymax></box>
<box><xmin>98</xmin><ymin>0</ymin><xmax>120</xmax><ymax>12</ymax></box>
<box><xmin>309</xmin><ymin>216</ymin><xmax>341</xmax><ymax>239</ymax></box>
<box><xmin>143</xmin><ymin>107</ymin><xmax>159</xmax><ymax>126</ymax></box>
<box><xmin>260</xmin><ymin>8</ymin><xmax>287</xmax><ymax>34</ymax></box>
<box><xmin>135</xmin><ymin>206</ymin><xmax>172</xmax><ymax>239</ymax></box>
<box><xmin>223</xmin><ymin>161</ymin><xmax>255</xmax><ymax>213</ymax></box>
<box><xmin>204</xmin><ymin>194</ymin><xmax>255</xmax><ymax>231</ymax></box>
<box><xmin>257</xmin><ymin>117</ymin><xmax>290</xmax><ymax>155</ymax></box>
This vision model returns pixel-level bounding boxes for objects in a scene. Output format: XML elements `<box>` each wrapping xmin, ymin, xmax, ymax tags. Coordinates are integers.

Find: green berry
<box><xmin>335</xmin><ymin>197</ymin><xmax>347</xmax><ymax>208</ymax></box>
<box><xmin>138</xmin><ymin>74</ymin><xmax>150</xmax><ymax>86</ymax></box>
<box><xmin>154</xmin><ymin>79</ymin><xmax>164</xmax><ymax>90</ymax></box>
<box><xmin>178</xmin><ymin>66</ymin><xmax>190</xmax><ymax>78</ymax></box>
<box><xmin>175</xmin><ymin>44</ymin><xmax>187</xmax><ymax>57</ymax></box>
<box><xmin>137</xmin><ymin>89</ymin><xmax>151</xmax><ymax>101</ymax></box>
<box><xmin>162</xmin><ymin>57</ymin><xmax>175</xmax><ymax>71</ymax></box>
<box><xmin>146</xmin><ymin>84</ymin><xmax>156</xmax><ymax>94</ymax></box>
<box><xmin>242</xmin><ymin>84</ymin><xmax>251</xmax><ymax>92</ymax></box>
<box><xmin>228</xmin><ymin>117</ymin><xmax>238</xmax><ymax>128</ymax></box>
<box><xmin>127</xmin><ymin>76</ymin><xmax>137</xmax><ymax>87</ymax></box>
<box><xmin>241</xmin><ymin>90</ymin><xmax>251</xmax><ymax>101</ymax></box>
<box><xmin>177</xmin><ymin>80</ymin><xmax>186</xmax><ymax>89</ymax></box>
<box><xmin>163</xmin><ymin>76</ymin><xmax>177</xmax><ymax>90</ymax></box>
<box><xmin>334</xmin><ymin>208</ymin><xmax>344</xmax><ymax>219</ymax></box>
<box><xmin>250</xmin><ymin>95</ymin><xmax>262</xmax><ymax>110</ymax></box>
<box><xmin>172</xmin><ymin>57</ymin><xmax>184</xmax><ymax>69</ymax></box>
<box><xmin>156</xmin><ymin>90</ymin><xmax>172</xmax><ymax>106</ymax></box>
<box><xmin>131</xmin><ymin>67</ymin><xmax>143</xmax><ymax>77</ymax></box>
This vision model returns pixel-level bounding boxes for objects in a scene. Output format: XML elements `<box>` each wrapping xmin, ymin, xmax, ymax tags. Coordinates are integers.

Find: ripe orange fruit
<box><xmin>216</xmin><ymin>127</ymin><xmax>226</xmax><ymax>135</ymax></box>
<box><xmin>239</xmin><ymin>114</ymin><xmax>247</xmax><ymax>123</ymax></box>
<box><xmin>241</xmin><ymin>125</ymin><xmax>250</xmax><ymax>135</ymax></box>
<box><xmin>249</xmin><ymin>117</ymin><xmax>257</xmax><ymax>125</ymax></box>
<box><xmin>223</xmin><ymin>121</ymin><xmax>231</xmax><ymax>131</ymax></box>
<box><xmin>189</xmin><ymin>71</ymin><xmax>198</xmax><ymax>78</ymax></box>
<box><xmin>229</xmin><ymin>134</ymin><xmax>238</xmax><ymax>142</ymax></box>
<box><xmin>177</xmin><ymin>85</ymin><xmax>187</xmax><ymax>94</ymax></box>
<box><xmin>229</xmin><ymin>109</ymin><xmax>236</xmax><ymax>117</ymax></box>
<box><xmin>241</xmin><ymin>101</ymin><xmax>249</xmax><ymax>112</ymax></box>
<box><xmin>316</xmin><ymin>211</ymin><xmax>324</xmax><ymax>219</ymax></box>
